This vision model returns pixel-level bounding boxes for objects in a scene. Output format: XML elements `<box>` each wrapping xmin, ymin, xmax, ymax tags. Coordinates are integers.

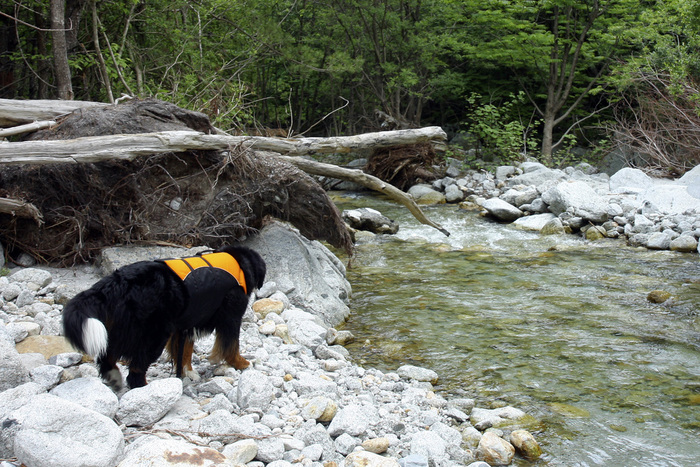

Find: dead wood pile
<box><xmin>0</xmin><ymin>99</ymin><xmax>351</xmax><ymax>264</ymax></box>
<box><xmin>365</xmin><ymin>143</ymin><xmax>440</xmax><ymax>190</ymax></box>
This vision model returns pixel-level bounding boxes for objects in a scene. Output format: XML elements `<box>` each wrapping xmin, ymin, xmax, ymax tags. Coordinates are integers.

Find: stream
<box><xmin>332</xmin><ymin>192</ymin><xmax>700</xmax><ymax>466</ymax></box>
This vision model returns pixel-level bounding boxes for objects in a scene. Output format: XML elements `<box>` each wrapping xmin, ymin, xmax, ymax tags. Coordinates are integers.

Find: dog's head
<box><xmin>219</xmin><ymin>245</ymin><xmax>266</xmax><ymax>293</ymax></box>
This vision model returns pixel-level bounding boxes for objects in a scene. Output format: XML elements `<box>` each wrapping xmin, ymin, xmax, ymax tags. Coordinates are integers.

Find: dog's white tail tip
<box><xmin>83</xmin><ymin>318</ymin><xmax>108</xmax><ymax>358</ymax></box>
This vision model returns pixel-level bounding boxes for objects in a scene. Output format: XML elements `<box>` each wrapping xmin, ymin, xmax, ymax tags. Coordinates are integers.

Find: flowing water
<box><xmin>332</xmin><ymin>192</ymin><xmax>700</xmax><ymax>466</ymax></box>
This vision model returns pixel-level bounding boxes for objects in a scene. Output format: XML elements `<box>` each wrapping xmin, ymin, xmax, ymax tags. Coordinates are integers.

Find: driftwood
<box><xmin>276</xmin><ymin>155</ymin><xmax>450</xmax><ymax>236</ymax></box>
<box><xmin>0</xmin><ymin>120</ymin><xmax>56</xmax><ymax>138</ymax></box>
<box><xmin>0</xmin><ymin>127</ymin><xmax>448</xmax><ymax>163</ymax></box>
<box><xmin>0</xmin><ymin>98</ymin><xmax>107</xmax><ymax>127</ymax></box>
<box><xmin>0</xmin><ymin>197</ymin><xmax>43</xmax><ymax>225</ymax></box>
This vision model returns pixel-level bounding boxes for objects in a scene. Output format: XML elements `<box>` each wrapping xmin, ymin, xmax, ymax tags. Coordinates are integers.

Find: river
<box><xmin>332</xmin><ymin>192</ymin><xmax>700</xmax><ymax>466</ymax></box>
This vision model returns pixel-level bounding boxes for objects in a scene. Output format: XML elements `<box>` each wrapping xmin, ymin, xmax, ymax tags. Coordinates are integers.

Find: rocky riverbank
<box><xmin>0</xmin><ymin>222</ymin><xmax>542</xmax><ymax>467</ymax></box>
<box><xmin>403</xmin><ymin>162</ymin><xmax>700</xmax><ymax>254</ymax></box>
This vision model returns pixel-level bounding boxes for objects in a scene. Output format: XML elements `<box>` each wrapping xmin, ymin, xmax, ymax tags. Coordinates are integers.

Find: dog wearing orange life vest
<box><xmin>62</xmin><ymin>245</ymin><xmax>266</xmax><ymax>390</ymax></box>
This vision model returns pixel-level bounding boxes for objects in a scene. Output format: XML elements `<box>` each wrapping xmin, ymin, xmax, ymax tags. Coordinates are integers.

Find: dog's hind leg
<box><xmin>126</xmin><ymin>335</ymin><xmax>169</xmax><ymax>388</ymax></box>
<box><xmin>211</xmin><ymin>333</ymin><xmax>250</xmax><ymax>370</ymax></box>
<box><xmin>97</xmin><ymin>355</ymin><xmax>124</xmax><ymax>391</ymax></box>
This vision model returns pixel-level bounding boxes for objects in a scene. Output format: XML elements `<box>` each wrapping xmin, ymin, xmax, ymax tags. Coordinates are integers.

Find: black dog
<box><xmin>62</xmin><ymin>245</ymin><xmax>266</xmax><ymax>390</ymax></box>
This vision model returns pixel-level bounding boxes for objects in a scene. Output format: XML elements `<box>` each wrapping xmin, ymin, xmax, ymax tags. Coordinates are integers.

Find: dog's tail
<box><xmin>62</xmin><ymin>298</ymin><xmax>108</xmax><ymax>359</ymax></box>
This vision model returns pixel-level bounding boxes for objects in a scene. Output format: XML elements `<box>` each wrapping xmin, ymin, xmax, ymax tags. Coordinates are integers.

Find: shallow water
<box><xmin>333</xmin><ymin>193</ymin><xmax>700</xmax><ymax>466</ymax></box>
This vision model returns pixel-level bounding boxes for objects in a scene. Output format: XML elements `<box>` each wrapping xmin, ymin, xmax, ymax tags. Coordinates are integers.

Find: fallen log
<box><xmin>0</xmin><ymin>127</ymin><xmax>447</xmax><ymax>163</ymax></box>
<box><xmin>0</xmin><ymin>98</ymin><xmax>107</xmax><ymax>127</ymax></box>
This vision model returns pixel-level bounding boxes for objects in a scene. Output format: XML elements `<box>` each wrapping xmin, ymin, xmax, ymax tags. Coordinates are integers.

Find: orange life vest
<box><xmin>162</xmin><ymin>252</ymin><xmax>247</xmax><ymax>294</ymax></box>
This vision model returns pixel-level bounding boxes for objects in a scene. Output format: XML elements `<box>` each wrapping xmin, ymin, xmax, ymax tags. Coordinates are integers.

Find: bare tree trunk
<box><xmin>91</xmin><ymin>0</ymin><xmax>114</xmax><ymax>103</ymax></box>
<box><xmin>50</xmin><ymin>0</ymin><xmax>73</xmax><ymax>100</ymax></box>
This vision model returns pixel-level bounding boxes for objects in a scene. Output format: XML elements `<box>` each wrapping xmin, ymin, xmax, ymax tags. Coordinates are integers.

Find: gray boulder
<box><xmin>8</xmin><ymin>268</ymin><xmax>53</xmax><ymax>291</ymax></box>
<box><xmin>117</xmin><ymin>378</ymin><xmax>183</xmax><ymax>426</ymax></box>
<box><xmin>0</xmin><ymin>329</ymin><xmax>29</xmax><ymax>391</ymax></box>
<box><xmin>243</xmin><ymin>221</ymin><xmax>351</xmax><ymax>327</ymax></box>
<box><xmin>512</xmin><ymin>213</ymin><xmax>557</xmax><ymax>232</ymax></box>
<box><xmin>495</xmin><ymin>165</ymin><xmax>517</xmax><ymax>181</ymax></box>
<box><xmin>444</xmin><ymin>184</ymin><xmax>465</xmax><ymax>203</ymax></box>
<box><xmin>678</xmin><ymin>164</ymin><xmax>700</xmax><ymax>198</ymax></box>
<box><xmin>408</xmin><ymin>185</ymin><xmax>446</xmax><ymax>205</ymax></box>
<box><xmin>670</xmin><ymin>235</ymin><xmax>698</xmax><ymax>252</ymax></box>
<box><xmin>342</xmin><ymin>207</ymin><xmax>399</xmax><ymax>234</ymax></box>
<box><xmin>506</xmin><ymin>166</ymin><xmax>566</xmax><ymax>191</ymax></box>
<box><xmin>541</xmin><ymin>181</ymin><xmax>608</xmax><ymax>223</ymax></box>
<box><xmin>481</xmin><ymin>198</ymin><xmax>523</xmax><ymax>222</ymax></box>
<box><xmin>609</xmin><ymin>167</ymin><xmax>654</xmax><ymax>193</ymax></box>
<box><xmin>4</xmin><ymin>393</ymin><xmax>123</xmax><ymax>467</ymax></box>
<box><xmin>50</xmin><ymin>377</ymin><xmax>119</xmax><ymax>419</ymax></box>
<box><xmin>638</xmin><ymin>184</ymin><xmax>700</xmax><ymax>215</ymax></box>
<box><xmin>646</xmin><ymin>232</ymin><xmax>672</xmax><ymax>250</ymax></box>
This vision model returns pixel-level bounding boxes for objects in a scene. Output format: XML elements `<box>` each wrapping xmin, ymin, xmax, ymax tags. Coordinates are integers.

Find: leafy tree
<box><xmin>445</xmin><ymin>0</ymin><xmax>647</xmax><ymax>164</ymax></box>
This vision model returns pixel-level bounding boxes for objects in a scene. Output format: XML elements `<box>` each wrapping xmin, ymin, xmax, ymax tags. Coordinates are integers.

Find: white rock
<box><xmin>342</xmin><ymin>451</ymin><xmax>400</xmax><ymax>467</ymax></box>
<box><xmin>117</xmin><ymin>438</ymin><xmax>226</xmax><ymax>466</ymax></box>
<box><xmin>223</xmin><ymin>438</ymin><xmax>258</xmax><ymax>464</ymax></box>
<box><xmin>117</xmin><ymin>378</ymin><xmax>183</xmax><ymax>426</ymax></box>
<box><xmin>327</xmin><ymin>403</ymin><xmax>375</xmax><ymax>437</ymax></box>
<box><xmin>670</xmin><ymin>235</ymin><xmax>698</xmax><ymax>252</ymax></box>
<box><xmin>512</xmin><ymin>213</ymin><xmax>556</xmax><ymax>231</ymax></box>
<box><xmin>292</xmin><ymin>371</ymin><xmax>339</xmax><ymax>396</ymax></box>
<box><xmin>0</xmin><ymin>335</ymin><xmax>29</xmax><ymax>391</ymax></box>
<box><xmin>541</xmin><ymin>181</ymin><xmax>608</xmax><ymax>223</ymax></box>
<box><xmin>8</xmin><ymin>268</ymin><xmax>52</xmax><ymax>291</ymax></box>
<box><xmin>8</xmin><ymin>394</ymin><xmax>123</xmax><ymax>467</ymax></box>
<box><xmin>256</xmin><ymin>436</ymin><xmax>286</xmax><ymax>463</ymax></box>
<box><xmin>646</xmin><ymin>232</ymin><xmax>672</xmax><ymax>250</ymax></box>
<box><xmin>410</xmin><ymin>430</ymin><xmax>447</xmax><ymax>461</ymax></box>
<box><xmin>287</xmin><ymin>318</ymin><xmax>327</xmax><ymax>349</ymax></box>
<box><xmin>609</xmin><ymin>167</ymin><xmax>653</xmax><ymax>193</ymax></box>
<box><xmin>236</xmin><ymin>368</ymin><xmax>275</xmax><ymax>411</ymax></box>
<box><xmin>470</xmin><ymin>406</ymin><xmax>528</xmax><ymax>430</ymax></box>
<box><xmin>397</xmin><ymin>365</ymin><xmax>438</xmax><ymax>384</ymax></box>
<box><xmin>50</xmin><ymin>377</ymin><xmax>119</xmax><ymax>419</ymax></box>
<box><xmin>481</xmin><ymin>198</ymin><xmax>523</xmax><ymax>222</ymax></box>
<box><xmin>29</xmin><ymin>365</ymin><xmax>63</xmax><ymax>391</ymax></box>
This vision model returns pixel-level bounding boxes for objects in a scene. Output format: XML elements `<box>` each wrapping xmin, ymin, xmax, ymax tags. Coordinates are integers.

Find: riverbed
<box><xmin>333</xmin><ymin>192</ymin><xmax>700</xmax><ymax>466</ymax></box>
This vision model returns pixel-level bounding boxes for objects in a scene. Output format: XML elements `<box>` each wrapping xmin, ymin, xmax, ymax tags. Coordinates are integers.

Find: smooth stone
<box><xmin>509</xmin><ymin>429</ymin><xmax>542</xmax><ymax>460</ymax></box>
<box><xmin>475</xmin><ymin>431</ymin><xmax>515</xmax><ymax>466</ymax></box>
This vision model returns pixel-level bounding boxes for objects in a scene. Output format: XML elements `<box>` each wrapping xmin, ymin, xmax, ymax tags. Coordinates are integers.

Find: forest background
<box><xmin>2</xmin><ymin>0</ymin><xmax>700</xmax><ymax>175</ymax></box>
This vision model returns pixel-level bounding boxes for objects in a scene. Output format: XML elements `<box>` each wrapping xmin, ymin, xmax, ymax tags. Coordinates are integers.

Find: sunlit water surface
<box><xmin>332</xmin><ymin>193</ymin><xmax>700</xmax><ymax>467</ymax></box>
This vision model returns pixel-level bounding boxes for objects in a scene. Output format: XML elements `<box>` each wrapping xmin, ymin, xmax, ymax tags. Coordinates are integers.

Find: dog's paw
<box><xmin>232</xmin><ymin>356</ymin><xmax>250</xmax><ymax>370</ymax></box>
<box><xmin>184</xmin><ymin>369</ymin><xmax>201</xmax><ymax>382</ymax></box>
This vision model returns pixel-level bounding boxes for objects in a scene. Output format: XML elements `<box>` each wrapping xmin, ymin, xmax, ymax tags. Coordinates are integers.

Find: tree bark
<box><xmin>50</xmin><ymin>0</ymin><xmax>73</xmax><ymax>100</ymax></box>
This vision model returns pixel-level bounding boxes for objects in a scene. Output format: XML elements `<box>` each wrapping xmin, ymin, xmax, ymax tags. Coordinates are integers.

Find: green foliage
<box><xmin>465</xmin><ymin>92</ymin><xmax>541</xmax><ymax>165</ymax></box>
<box><xmin>4</xmin><ymin>0</ymin><xmax>700</xmax><ymax>164</ymax></box>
